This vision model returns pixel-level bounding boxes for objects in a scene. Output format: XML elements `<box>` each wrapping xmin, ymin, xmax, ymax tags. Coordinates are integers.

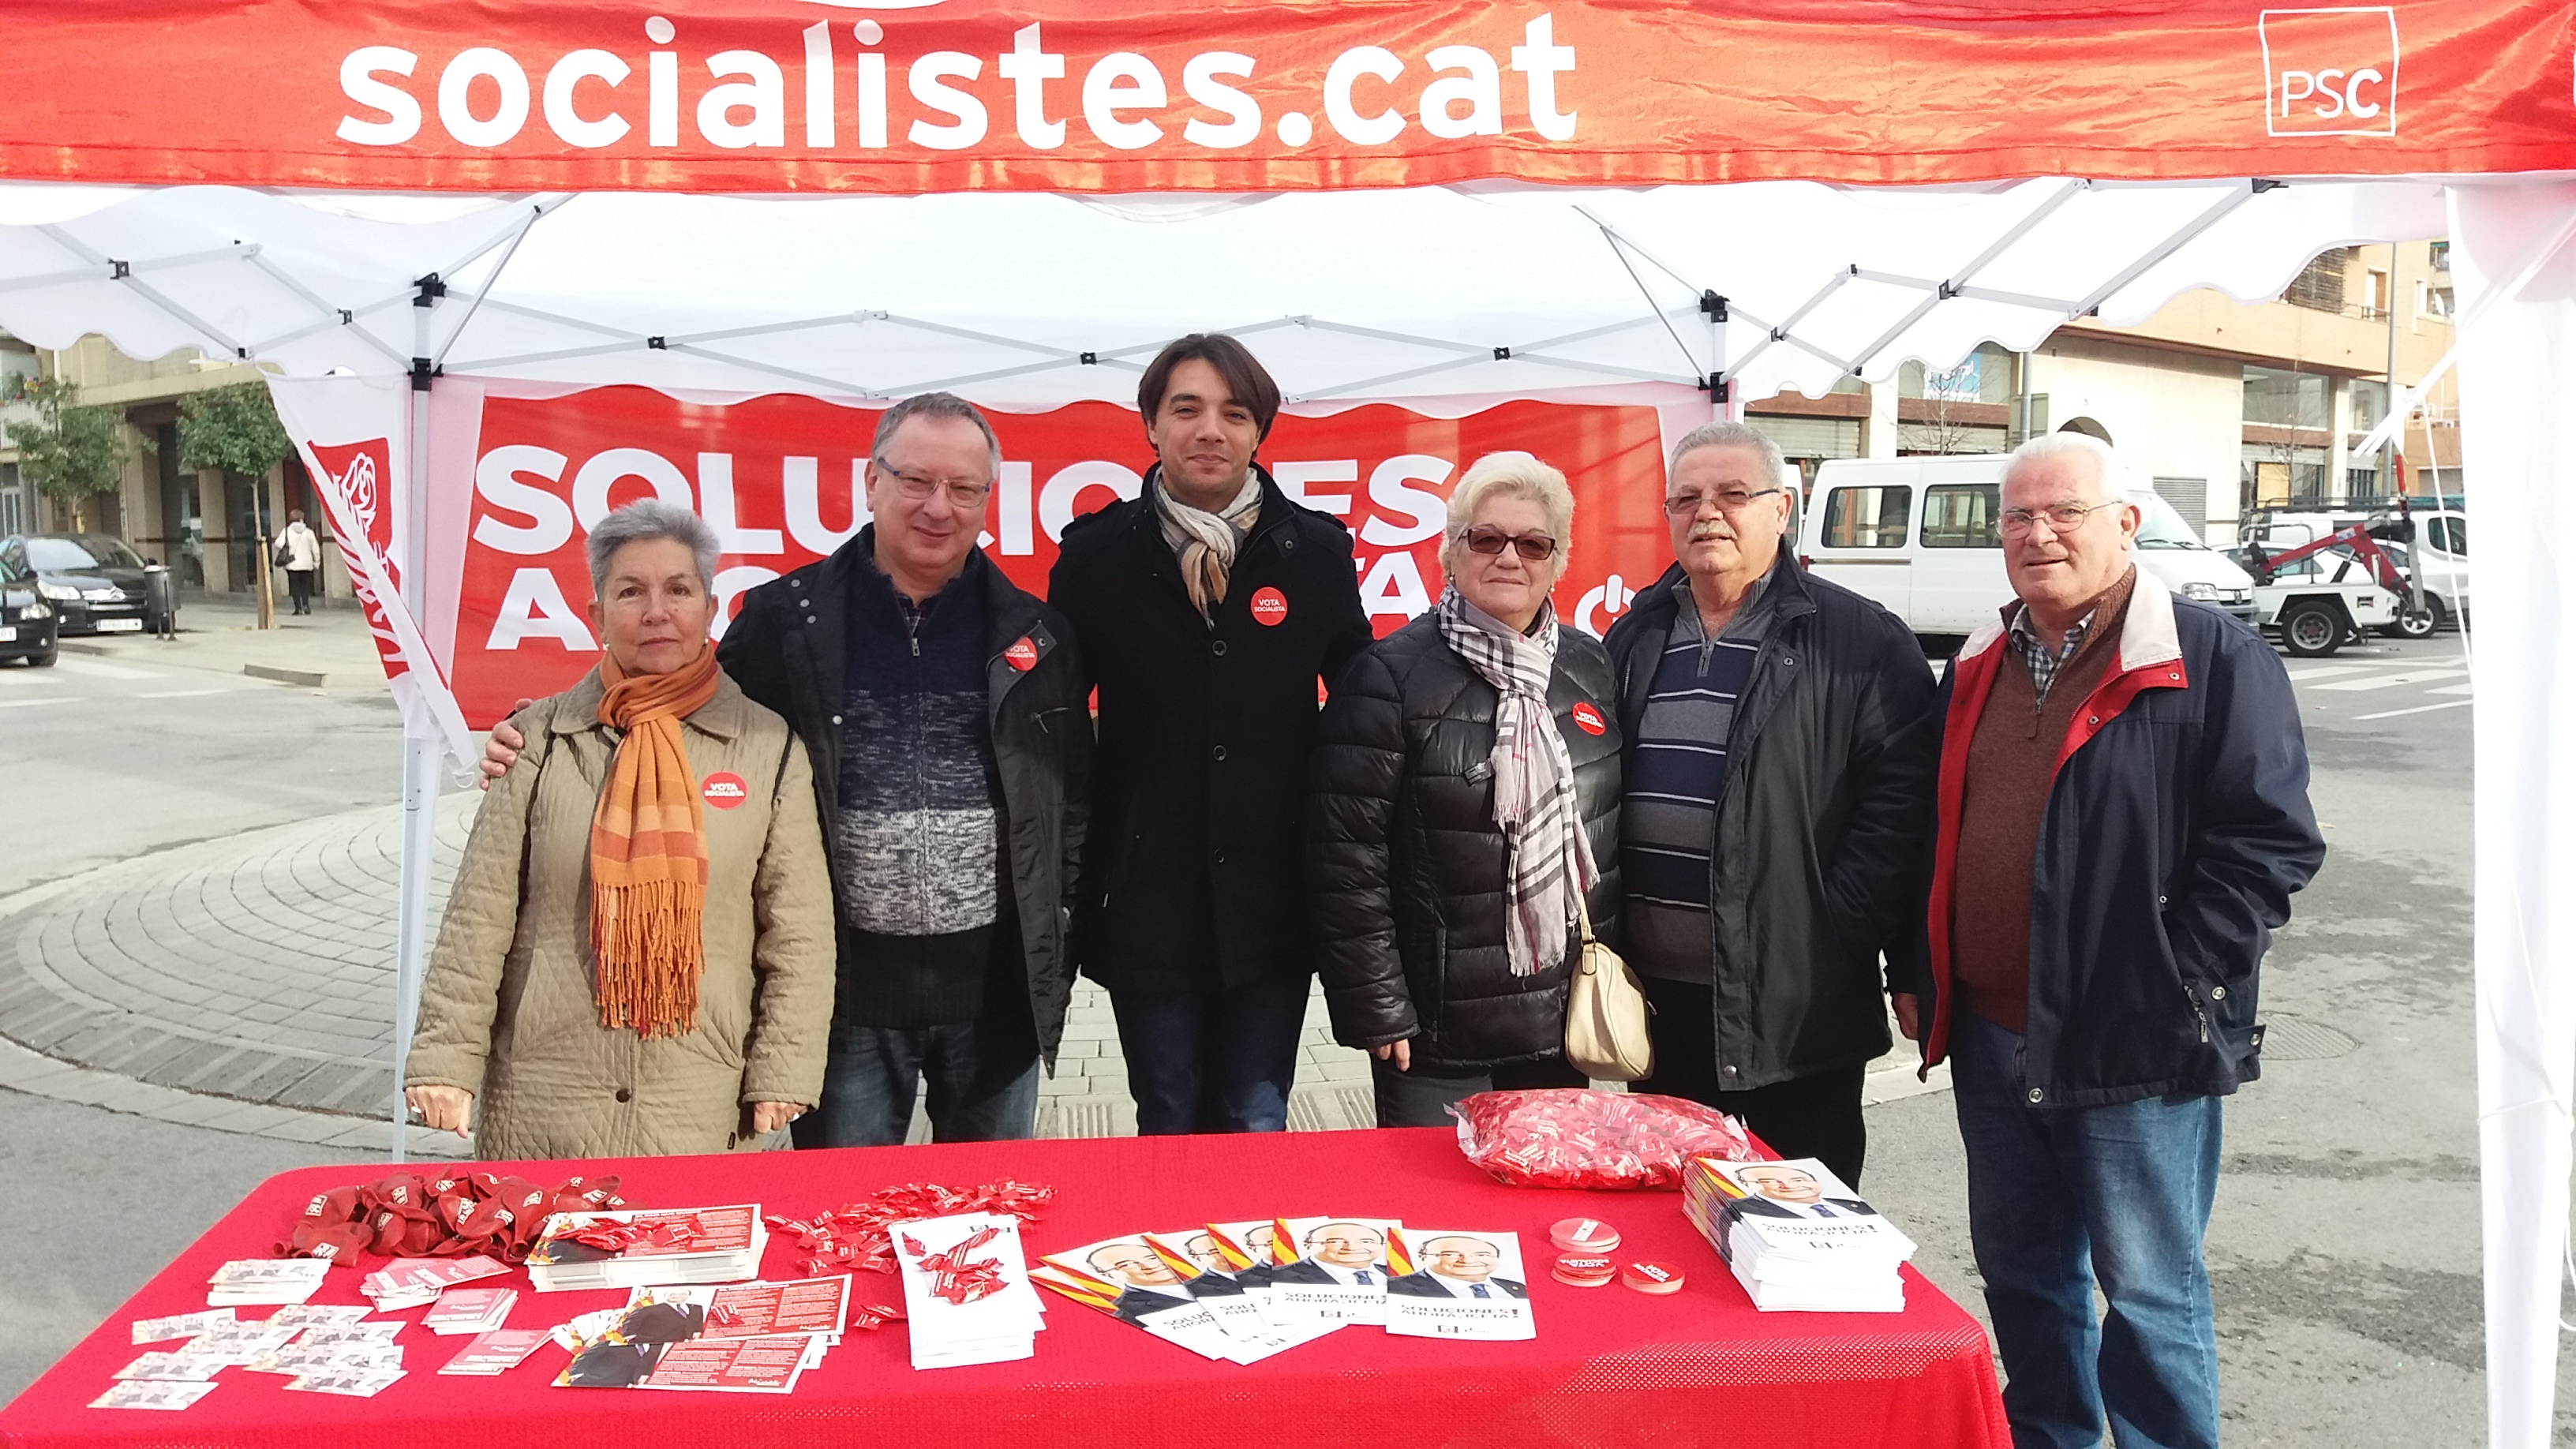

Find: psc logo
<box><xmin>2260</xmin><ymin>7</ymin><xmax>2399</xmax><ymax>137</ymax></box>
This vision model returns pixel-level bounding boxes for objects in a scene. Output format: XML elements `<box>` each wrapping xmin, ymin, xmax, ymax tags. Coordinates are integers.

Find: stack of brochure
<box><xmin>1030</xmin><ymin>1219</ymin><xmax>1534</xmax><ymax>1359</ymax></box>
<box><xmin>893</xmin><ymin>1212</ymin><xmax>1045</xmax><ymax>1370</ymax></box>
<box><xmin>1681</xmin><ymin>1155</ymin><xmax>1915</xmax><ymax>1312</ymax></box>
<box><xmin>424</xmin><ymin>1287</ymin><xmax>518</xmax><ymax>1335</ymax></box>
<box><xmin>363</xmin><ymin>1254</ymin><xmax>511</xmax><ymax>1312</ymax></box>
<box><xmin>526</xmin><ymin>1205</ymin><xmax>766</xmax><ymax>1293</ymax></box>
<box><xmin>553</xmin><ymin>1276</ymin><xmax>852</xmax><ymax>1394</ymax></box>
<box><xmin>205</xmin><ymin>1259</ymin><xmax>328</xmax><ymax>1306</ymax></box>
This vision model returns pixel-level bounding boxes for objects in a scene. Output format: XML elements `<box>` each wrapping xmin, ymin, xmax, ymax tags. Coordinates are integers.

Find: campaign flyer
<box><xmin>1035</xmin><ymin>1235</ymin><xmax>1250</xmax><ymax>1362</ymax></box>
<box><xmin>705</xmin><ymin>1276</ymin><xmax>851</xmax><ymax>1340</ymax></box>
<box><xmin>1197</xmin><ymin>1220</ymin><xmax>1285</xmax><ymax>1316</ymax></box>
<box><xmin>438</xmin><ymin>1329</ymin><xmax>553</xmax><ymax>1376</ymax></box>
<box><xmin>633</xmin><ymin>1334</ymin><xmax>814</xmax><ymax>1393</ymax></box>
<box><xmin>1264</xmin><ymin>1217</ymin><xmax>1401</xmax><ymax>1326</ymax></box>
<box><xmin>895</xmin><ymin>1213</ymin><xmax>1043</xmax><ymax>1369</ymax></box>
<box><xmin>554</xmin><ymin>1285</ymin><xmax>711</xmax><ymax>1387</ymax></box>
<box><xmin>89</xmin><ymin>1380</ymin><xmax>219</xmax><ymax>1410</ymax></box>
<box><xmin>1383</xmin><ymin>1228</ymin><xmax>1537</xmax><ymax>1342</ymax></box>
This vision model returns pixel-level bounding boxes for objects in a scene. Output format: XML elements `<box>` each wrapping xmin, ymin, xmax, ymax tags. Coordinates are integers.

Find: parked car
<box><xmin>0</xmin><ymin>546</ymin><xmax>59</xmax><ymax>667</ymax></box>
<box><xmin>1796</xmin><ymin>456</ymin><xmax>2256</xmax><ymax>639</ymax></box>
<box><xmin>0</xmin><ymin>533</ymin><xmax>177</xmax><ymax>635</ymax></box>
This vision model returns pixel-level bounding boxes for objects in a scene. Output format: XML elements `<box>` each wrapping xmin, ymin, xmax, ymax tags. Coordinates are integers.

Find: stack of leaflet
<box><xmin>205</xmin><ymin>1260</ymin><xmax>328</xmax><ymax>1306</ymax></box>
<box><xmin>1680</xmin><ymin>1155</ymin><xmax>1915</xmax><ymax>1312</ymax></box>
<box><xmin>552</xmin><ymin>1277</ymin><xmax>852</xmax><ymax>1393</ymax></box>
<box><xmin>423</xmin><ymin>1287</ymin><xmax>519</xmax><ymax>1336</ymax></box>
<box><xmin>892</xmin><ymin>1212</ymin><xmax>1045</xmax><ymax>1369</ymax></box>
<box><xmin>363</xmin><ymin>1255</ymin><xmax>511</xmax><ymax>1312</ymax></box>
<box><xmin>526</xmin><ymin>1205</ymin><xmax>766</xmax><ymax>1292</ymax></box>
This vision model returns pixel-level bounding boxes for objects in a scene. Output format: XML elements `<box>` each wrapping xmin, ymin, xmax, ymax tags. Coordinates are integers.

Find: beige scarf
<box><xmin>1154</xmin><ymin>470</ymin><xmax>1261</xmax><ymax>620</ymax></box>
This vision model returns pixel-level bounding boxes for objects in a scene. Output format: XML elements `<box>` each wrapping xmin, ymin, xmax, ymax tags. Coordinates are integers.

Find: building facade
<box><xmin>0</xmin><ymin>333</ymin><xmax>348</xmax><ymax>603</ymax></box>
<box><xmin>1743</xmin><ymin>240</ymin><xmax>2460</xmax><ymax>544</ymax></box>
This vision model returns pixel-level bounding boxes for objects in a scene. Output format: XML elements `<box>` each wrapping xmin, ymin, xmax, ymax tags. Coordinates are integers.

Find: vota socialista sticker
<box><xmin>1569</xmin><ymin>702</ymin><xmax>1607</xmax><ymax>736</ymax></box>
<box><xmin>1005</xmin><ymin>636</ymin><xmax>1040</xmax><ymax>672</ymax></box>
<box><xmin>1249</xmin><ymin>587</ymin><xmax>1289</xmax><ymax>626</ymax></box>
<box><xmin>702</xmin><ymin>772</ymin><xmax>749</xmax><ymax>809</ymax></box>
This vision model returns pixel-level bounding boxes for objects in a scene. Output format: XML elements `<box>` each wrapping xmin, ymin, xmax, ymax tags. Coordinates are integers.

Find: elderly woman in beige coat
<box><xmin>405</xmin><ymin>500</ymin><xmax>834</xmax><ymax>1159</ymax></box>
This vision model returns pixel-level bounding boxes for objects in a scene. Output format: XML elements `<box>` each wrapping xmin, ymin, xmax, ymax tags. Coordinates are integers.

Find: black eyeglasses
<box><xmin>1462</xmin><ymin>526</ymin><xmax>1559</xmax><ymax>560</ymax></box>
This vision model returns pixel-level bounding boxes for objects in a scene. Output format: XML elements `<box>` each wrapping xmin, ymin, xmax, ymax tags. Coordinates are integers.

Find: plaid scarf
<box><xmin>1434</xmin><ymin>583</ymin><xmax>1595</xmax><ymax>977</ymax></box>
<box><xmin>1154</xmin><ymin>470</ymin><xmax>1261</xmax><ymax>621</ymax></box>
<box><xmin>588</xmin><ymin>646</ymin><xmax>719</xmax><ymax>1039</ymax></box>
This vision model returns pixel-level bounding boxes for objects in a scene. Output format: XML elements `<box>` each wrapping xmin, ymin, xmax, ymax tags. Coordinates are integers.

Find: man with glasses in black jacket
<box><xmin>1602</xmin><ymin>421</ymin><xmax>1937</xmax><ymax>1185</ymax></box>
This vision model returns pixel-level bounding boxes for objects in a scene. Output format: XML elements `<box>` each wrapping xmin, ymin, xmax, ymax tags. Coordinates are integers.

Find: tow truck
<box><xmin>2237</xmin><ymin>519</ymin><xmax>2423</xmax><ymax>657</ymax></box>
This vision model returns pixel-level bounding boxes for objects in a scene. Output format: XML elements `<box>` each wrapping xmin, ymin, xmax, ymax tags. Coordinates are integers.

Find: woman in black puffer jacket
<box><xmin>1306</xmin><ymin>452</ymin><xmax>1623</xmax><ymax>1129</ymax></box>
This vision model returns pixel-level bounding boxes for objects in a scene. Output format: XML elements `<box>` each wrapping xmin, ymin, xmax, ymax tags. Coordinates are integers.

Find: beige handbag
<box><xmin>1563</xmin><ymin>897</ymin><xmax>1653</xmax><ymax>1081</ymax></box>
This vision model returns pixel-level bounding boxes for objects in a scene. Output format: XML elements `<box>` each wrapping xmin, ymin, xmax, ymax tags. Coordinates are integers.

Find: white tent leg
<box><xmin>2450</xmin><ymin>179</ymin><xmax>2576</xmax><ymax>1449</ymax></box>
<box><xmin>390</xmin><ymin>736</ymin><xmax>439</xmax><ymax>1161</ymax></box>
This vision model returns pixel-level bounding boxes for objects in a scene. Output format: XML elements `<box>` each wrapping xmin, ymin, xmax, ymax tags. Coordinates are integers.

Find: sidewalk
<box><xmin>58</xmin><ymin>593</ymin><xmax>388</xmax><ymax>691</ymax></box>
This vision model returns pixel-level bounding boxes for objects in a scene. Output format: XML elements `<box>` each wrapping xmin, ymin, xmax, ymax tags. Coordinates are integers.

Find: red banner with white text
<box><xmin>424</xmin><ymin>384</ymin><xmax>1689</xmax><ymax>728</ymax></box>
<box><xmin>2</xmin><ymin>2</ymin><xmax>2570</xmax><ymax>193</ymax></box>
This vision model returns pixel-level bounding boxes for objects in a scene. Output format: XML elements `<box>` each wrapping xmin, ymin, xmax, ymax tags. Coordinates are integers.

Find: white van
<box><xmin>1797</xmin><ymin>456</ymin><xmax>2257</xmax><ymax>638</ymax></box>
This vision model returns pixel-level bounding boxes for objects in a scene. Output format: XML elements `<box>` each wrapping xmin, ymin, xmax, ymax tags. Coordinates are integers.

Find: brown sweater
<box><xmin>1949</xmin><ymin>571</ymin><xmax>2136</xmax><ymax>1033</ymax></box>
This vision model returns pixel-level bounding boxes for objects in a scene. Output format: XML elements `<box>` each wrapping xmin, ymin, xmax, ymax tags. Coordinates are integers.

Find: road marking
<box><xmin>2355</xmin><ymin>698</ymin><xmax>2475</xmax><ymax>721</ymax></box>
<box><xmin>2311</xmin><ymin>669</ymin><xmax>2471</xmax><ymax>693</ymax></box>
<box><xmin>0</xmin><ymin>696</ymin><xmax>73</xmax><ymax>709</ymax></box>
<box><xmin>2428</xmin><ymin>683</ymin><xmax>2475</xmax><ymax>696</ymax></box>
<box><xmin>136</xmin><ymin>687</ymin><xmax>241</xmax><ymax>699</ymax></box>
<box><xmin>54</xmin><ymin>658</ymin><xmax>164</xmax><ymax>680</ymax></box>
<box><xmin>2285</xmin><ymin>665</ymin><xmax>2374</xmax><ymax>682</ymax></box>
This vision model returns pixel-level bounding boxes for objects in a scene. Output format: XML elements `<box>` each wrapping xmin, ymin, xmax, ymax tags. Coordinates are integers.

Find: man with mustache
<box><xmin>1602</xmin><ymin>421</ymin><xmax>1938</xmax><ymax>1187</ymax></box>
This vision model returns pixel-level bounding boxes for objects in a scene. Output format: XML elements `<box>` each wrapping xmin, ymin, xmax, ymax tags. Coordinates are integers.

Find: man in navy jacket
<box><xmin>1893</xmin><ymin>432</ymin><xmax>2323</xmax><ymax>1449</ymax></box>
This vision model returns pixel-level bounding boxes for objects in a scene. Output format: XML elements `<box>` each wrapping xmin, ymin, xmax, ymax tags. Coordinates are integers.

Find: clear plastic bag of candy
<box><xmin>1448</xmin><ymin>1089</ymin><xmax>1758</xmax><ymax>1189</ymax></box>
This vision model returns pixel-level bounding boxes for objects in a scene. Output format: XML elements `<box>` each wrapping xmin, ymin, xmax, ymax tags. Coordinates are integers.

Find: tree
<box><xmin>177</xmin><ymin>381</ymin><xmax>292</xmax><ymax>481</ymax></box>
<box><xmin>3</xmin><ymin>376</ymin><xmax>135</xmax><ymax>527</ymax></box>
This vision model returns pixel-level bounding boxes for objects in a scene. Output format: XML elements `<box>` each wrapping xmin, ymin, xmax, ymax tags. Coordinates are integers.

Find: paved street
<box><xmin>1</xmin><ymin>610</ymin><xmax>2552</xmax><ymax>1439</ymax></box>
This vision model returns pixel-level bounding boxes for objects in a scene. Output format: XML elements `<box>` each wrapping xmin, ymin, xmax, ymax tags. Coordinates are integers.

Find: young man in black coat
<box><xmin>1047</xmin><ymin>334</ymin><xmax>1373</xmax><ymax>1134</ymax></box>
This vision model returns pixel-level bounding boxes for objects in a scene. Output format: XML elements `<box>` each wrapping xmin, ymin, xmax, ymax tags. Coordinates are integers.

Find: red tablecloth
<box><xmin>1</xmin><ymin>1129</ymin><xmax>2007</xmax><ymax>1449</ymax></box>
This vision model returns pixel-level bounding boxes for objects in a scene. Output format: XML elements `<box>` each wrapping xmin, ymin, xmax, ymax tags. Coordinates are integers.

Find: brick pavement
<box><xmin>0</xmin><ymin>788</ymin><xmax>1941</xmax><ymax>1153</ymax></box>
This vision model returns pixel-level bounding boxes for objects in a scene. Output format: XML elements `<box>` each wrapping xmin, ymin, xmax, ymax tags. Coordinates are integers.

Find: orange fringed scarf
<box><xmin>588</xmin><ymin>647</ymin><xmax>721</xmax><ymax>1039</ymax></box>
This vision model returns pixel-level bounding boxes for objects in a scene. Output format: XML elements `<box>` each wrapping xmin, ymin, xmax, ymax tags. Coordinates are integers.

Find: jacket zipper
<box><xmin>2185</xmin><ymin>983</ymin><xmax>2210</xmax><ymax>1043</ymax></box>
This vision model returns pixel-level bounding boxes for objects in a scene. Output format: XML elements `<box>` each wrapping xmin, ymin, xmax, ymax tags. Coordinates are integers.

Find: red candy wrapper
<box><xmin>1448</xmin><ymin>1090</ymin><xmax>1757</xmax><ymax>1190</ymax></box>
<box><xmin>279</xmin><ymin>1173</ymin><xmax>623</xmax><ymax>1267</ymax></box>
<box><xmin>764</xmin><ymin>1181</ymin><xmax>1054</xmax><ymax>1281</ymax></box>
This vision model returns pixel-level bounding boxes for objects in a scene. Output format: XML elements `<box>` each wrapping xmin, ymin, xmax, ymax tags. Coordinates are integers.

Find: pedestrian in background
<box><xmin>1307</xmin><ymin>452</ymin><xmax>1620</xmax><ymax>1126</ymax></box>
<box><xmin>1049</xmin><ymin>334</ymin><xmax>1374</xmax><ymax>1134</ymax></box>
<box><xmin>1601</xmin><ymin>421</ymin><xmax>1937</xmax><ymax>1186</ymax></box>
<box><xmin>1895</xmin><ymin>432</ymin><xmax>2324</xmax><ymax>1449</ymax></box>
<box><xmin>410</xmin><ymin>500</ymin><xmax>833</xmax><ymax>1158</ymax></box>
<box><xmin>278</xmin><ymin>508</ymin><xmax>322</xmax><ymax>616</ymax></box>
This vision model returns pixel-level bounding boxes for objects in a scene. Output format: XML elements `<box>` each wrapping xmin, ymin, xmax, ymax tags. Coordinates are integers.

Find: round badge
<box><xmin>701</xmin><ymin>772</ymin><xmax>749</xmax><ymax>810</ymax></box>
<box><xmin>1551</xmin><ymin>1264</ymin><xmax>1616</xmax><ymax>1289</ymax></box>
<box><xmin>1552</xmin><ymin>1253</ymin><xmax>1618</xmax><ymax>1286</ymax></box>
<box><xmin>1249</xmin><ymin>586</ymin><xmax>1290</xmax><ymax>627</ymax></box>
<box><xmin>1569</xmin><ymin>702</ymin><xmax>1607</xmax><ymax>736</ymax></box>
<box><xmin>1621</xmin><ymin>1261</ymin><xmax>1686</xmax><ymax>1295</ymax></box>
<box><xmin>1549</xmin><ymin>1217</ymin><xmax>1621</xmax><ymax>1253</ymax></box>
<box><xmin>1004</xmin><ymin>636</ymin><xmax>1039</xmax><ymax>672</ymax></box>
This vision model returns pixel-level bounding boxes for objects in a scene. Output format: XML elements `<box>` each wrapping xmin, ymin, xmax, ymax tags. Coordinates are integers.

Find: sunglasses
<box><xmin>1462</xmin><ymin>525</ymin><xmax>1559</xmax><ymax>561</ymax></box>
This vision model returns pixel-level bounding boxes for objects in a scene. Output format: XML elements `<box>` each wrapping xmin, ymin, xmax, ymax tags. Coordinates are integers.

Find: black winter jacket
<box><xmin>717</xmin><ymin>533</ymin><xmax>1091</xmax><ymax>1065</ymax></box>
<box><xmin>1048</xmin><ymin>466</ymin><xmax>1376</xmax><ymax>994</ymax></box>
<box><xmin>1601</xmin><ymin>558</ymin><xmax>1940</xmax><ymax>1089</ymax></box>
<box><xmin>1305</xmin><ymin>614</ymin><xmax>1623</xmax><ymax>1073</ymax></box>
<box><xmin>1905</xmin><ymin>572</ymin><xmax>2325</xmax><ymax>1107</ymax></box>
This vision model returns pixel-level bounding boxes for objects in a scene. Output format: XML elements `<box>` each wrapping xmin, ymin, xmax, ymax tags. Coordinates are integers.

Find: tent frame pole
<box><xmin>389</xmin><ymin>281</ymin><xmax>441</xmax><ymax>1163</ymax></box>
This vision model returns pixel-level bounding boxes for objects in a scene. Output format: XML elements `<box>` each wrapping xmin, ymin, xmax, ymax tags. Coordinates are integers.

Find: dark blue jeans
<box><xmin>1949</xmin><ymin>1009</ymin><xmax>2225</xmax><ymax>1449</ymax></box>
<box><xmin>792</xmin><ymin>1013</ymin><xmax>1041</xmax><ymax>1149</ymax></box>
<box><xmin>1107</xmin><ymin>975</ymin><xmax>1310</xmax><ymax>1134</ymax></box>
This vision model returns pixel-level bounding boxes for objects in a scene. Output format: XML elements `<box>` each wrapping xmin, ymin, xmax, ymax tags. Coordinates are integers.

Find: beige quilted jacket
<box><xmin>407</xmin><ymin>666</ymin><xmax>835</xmax><ymax>1160</ymax></box>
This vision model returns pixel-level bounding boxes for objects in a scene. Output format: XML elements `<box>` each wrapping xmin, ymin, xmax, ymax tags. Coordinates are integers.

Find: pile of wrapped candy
<box><xmin>765</xmin><ymin>1181</ymin><xmax>1054</xmax><ymax>1280</ymax></box>
<box><xmin>899</xmin><ymin>1222</ymin><xmax>1009</xmax><ymax>1306</ymax></box>
<box><xmin>276</xmin><ymin>1170</ymin><xmax>624</xmax><ymax>1266</ymax></box>
<box><xmin>1448</xmin><ymin>1089</ymin><xmax>1758</xmax><ymax>1190</ymax></box>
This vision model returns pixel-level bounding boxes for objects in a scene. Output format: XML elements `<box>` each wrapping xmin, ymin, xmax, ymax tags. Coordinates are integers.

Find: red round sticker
<box><xmin>702</xmin><ymin>772</ymin><xmax>749</xmax><ymax>810</ymax></box>
<box><xmin>1004</xmin><ymin>636</ymin><xmax>1039</xmax><ymax>672</ymax></box>
<box><xmin>1570</xmin><ymin>702</ymin><xmax>1607</xmax><ymax>736</ymax></box>
<box><xmin>1249</xmin><ymin>586</ymin><xmax>1289</xmax><ymax>626</ymax></box>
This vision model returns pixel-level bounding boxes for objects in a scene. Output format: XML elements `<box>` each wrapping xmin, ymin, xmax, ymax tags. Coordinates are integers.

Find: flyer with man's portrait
<box><xmin>1033</xmin><ymin>1234</ymin><xmax>1246</xmax><ymax>1361</ymax></box>
<box><xmin>1383</xmin><ymin>1228</ymin><xmax>1537</xmax><ymax>1341</ymax></box>
<box><xmin>1264</xmin><ymin>1217</ymin><xmax>1402</xmax><ymax>1325</ymax></box>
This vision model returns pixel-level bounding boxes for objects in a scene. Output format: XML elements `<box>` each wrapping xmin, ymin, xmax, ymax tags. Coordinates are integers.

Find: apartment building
<box><xmin>0</xmin><ymin>333</ymin><xmax>347</xmax><ymax>601</ymax></box>
<box><xmin>1744</xmin><ymin>240</ymin><xmax>2458</xmax><ymax>545</ymax></box>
